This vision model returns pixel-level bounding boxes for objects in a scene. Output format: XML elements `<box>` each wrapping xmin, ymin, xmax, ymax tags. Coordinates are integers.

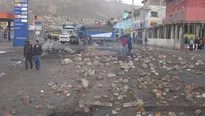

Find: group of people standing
<box><xmin>24</xmin><ymin>40</ymin><xmax>42</xmax><ymax>70</ymax></box>
<box><xmin>184</xmin><ymin>36</ymin><xmax>205</xmax><ymax>50</ymax></box>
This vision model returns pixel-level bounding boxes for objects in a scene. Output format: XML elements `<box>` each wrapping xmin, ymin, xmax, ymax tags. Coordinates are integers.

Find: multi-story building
<box><xmin>166</xmin><ymin>0</ymin><xmax>205</xmax><ymax>23</ymax></box>
<box><xmin>146</xmin><ymin>0</ymin><xmax>205</xmax><ymax>49</ymax></box>
<box><xmin>142</xmin><ymin>0</ymin><xmax>166</xmax><ymax>28</ymax></box>
<box><xmin>131</xmin><ymin>0</ymin><xmax>166</xmax><ymax>38</ymax></box>
<box><xmin>114</xmin><ymin>0</ymin><xmax>165</xmax><ymax>38</ymax></box>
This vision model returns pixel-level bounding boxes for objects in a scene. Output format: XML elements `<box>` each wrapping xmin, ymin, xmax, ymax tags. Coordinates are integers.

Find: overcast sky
<box><xmin>121</xmin><ymin>0</ymin><xmax>143</xmax><ymax>6</ymax></box>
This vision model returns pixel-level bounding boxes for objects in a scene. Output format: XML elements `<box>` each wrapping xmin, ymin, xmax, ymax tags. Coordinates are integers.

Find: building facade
<box><xmin>166</xmin><ymin>0</ymin><xmax>205</xmax><ymax>22</ymax></box>
<box><xmin>143</xmin><ymin>0</ymin><xmax>166</xmax><ymax>28</ymax></box>
<box><xmin>132</xmin><ymin>0</ymin><xmax>166</xmax><ymax>39</ymax></box>
<box><xmin>114</xmin><ymin>0</ymin><xmax>165</xmax><ymax>38</ymax></box>
<box><xmin>146</xmin><ymin>0</ymin><xmax>205</xmax><ymax>49</ymax></box>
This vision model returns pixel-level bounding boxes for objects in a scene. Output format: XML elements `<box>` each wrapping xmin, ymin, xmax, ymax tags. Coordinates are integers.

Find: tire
<box><xmin>60</xmin><ymin>41</ymin><xmax>65</xmax><ymax>44</ymax></box>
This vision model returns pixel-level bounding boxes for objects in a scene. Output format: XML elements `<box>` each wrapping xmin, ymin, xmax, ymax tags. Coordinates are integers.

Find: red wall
<box><xmin>185</xmin><ymin>0</ymin><xmax>205</xmax><ymax>21</ymax></box>
<box><xmin>165</xmin><ymin>0</ymin><xmax>187</xmax><ymax>22</ymax></box>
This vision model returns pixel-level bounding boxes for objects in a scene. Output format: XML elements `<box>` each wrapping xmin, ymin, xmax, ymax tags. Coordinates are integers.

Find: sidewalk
<box><xmin>0</xmin><ymin>42</ymin><xmax>12</xmax><ymax>50</ymax></box>
<box><xmin>133</xmin><ymin>44</ymin><xmax>205</xmax><ymax>61</ymax></box>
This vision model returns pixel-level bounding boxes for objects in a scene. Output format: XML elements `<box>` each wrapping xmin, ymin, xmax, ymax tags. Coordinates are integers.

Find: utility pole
<box><xmin>118</xmin><ymin>0</ymin><xmax>122</xmax><ymax>38</ymax></box>
<box><xmin>142</xmin><ymin>0</ymin><xmax>146</xmax><ymax>49</ymax></box>
<box><xmin>131</xmin><ymin>0</ymin><xmax>134</xmax><ymax>38</ymax></box>
<box><xmin>119</xmin><ymin>18</ymin><xmax>121</xmax><ymax>37</ymax></box>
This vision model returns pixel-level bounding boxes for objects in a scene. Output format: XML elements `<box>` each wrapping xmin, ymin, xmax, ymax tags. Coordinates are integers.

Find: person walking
<box><xmin>199</xmin><ymin>37</ymin><xmax>203</xmax><ymax>50</ymax></box>
<box><xmin>48</xmin><ymin>34</ymin><xmax>52</xmax><ymax>42</ymax></box>
<box><xmin>195</xmin><ymin>37</ymin><xmax>200</xmax><ymax>50</ymax></box>
<box><xmin>203</xmin><ymin>37</ymin><xmax>205</xmax><ymax>50</ymax></box>
<box><xmin>33</xmin><ymin>40</ymin><xmax>42</xmax><ymax>70</ymax></box>
<box><xmin>24</xmin><ymin>40</ymin><xmax>33</xmax><ymax>70</ymax></box>
<box><xmin>184</xmin><ymin>36</ymin><xmax>189</xmax><ymax>50</ymax></box>
<box><xmin>120</xmin><ymin>36</ymin><xmax>127</xmax><ymax>54</ymax></box>
<box><xmin>127</xmin><ymin>36</ymin><xmax>132</xmax><ymax>55</ymax></box>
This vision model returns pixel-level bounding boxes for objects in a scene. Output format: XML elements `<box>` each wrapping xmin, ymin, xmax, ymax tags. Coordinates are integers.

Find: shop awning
<box><xmin>0</xmin><ymin>12</ymin><xmax>14</xmax><ymax>22</ymax></box>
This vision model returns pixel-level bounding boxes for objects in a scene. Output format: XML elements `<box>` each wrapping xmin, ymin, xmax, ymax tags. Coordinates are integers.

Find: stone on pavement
<box><xmin>64</xmin><ymin>47</ymin><xmax>76</xmax><ymax>53</ymax></box>
<box><xmin>112</xmin><ymin>110</ymin><xmax>118</xmax><ymax>115</ymax></box>
<box><xmin>61</xmin><ymin>58</ymin><xmax>73</xmax><ymax>64</ymax></box>
<box><xmin>108</xmin><ymin>73</ymin><xmax>116</xmax><ymax>78</ymax></box>
<box><xmin>194</xmin><ymin>109</ymin><xmax>202</xmax><ymax>115</ymax></box>
<box><xmin>81</xmin><ymin>79</ymin><xmax>89</xmax><ymax>89</ymax></box>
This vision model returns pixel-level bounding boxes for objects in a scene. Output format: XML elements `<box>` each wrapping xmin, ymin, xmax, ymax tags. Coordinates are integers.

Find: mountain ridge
<box><xmin>0</xmin><ymin>0</ymin><xmax>140</xmax><ymax>20</ymax></box>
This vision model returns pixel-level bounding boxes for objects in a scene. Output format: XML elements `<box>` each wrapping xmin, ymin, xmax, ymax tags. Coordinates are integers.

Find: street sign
<box><xmin>13</xmin><ymin>0</ymin><xmax>28</xmax><ymax>47</ymax></box>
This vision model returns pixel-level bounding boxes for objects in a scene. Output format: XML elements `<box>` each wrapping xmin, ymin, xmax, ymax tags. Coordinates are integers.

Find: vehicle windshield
<box><xmin>2</xmin><ymin>0</ymin><xmax>203</xmax><ymax>116</ymax></box>
<box><xmin>61</xmin><ymin>30</ymin><xmax>71</xmax><ymax>35</ymax></box>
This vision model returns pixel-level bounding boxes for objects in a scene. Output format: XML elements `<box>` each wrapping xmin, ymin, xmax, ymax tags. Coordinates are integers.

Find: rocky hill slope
<box><xmin>0</xmin><ymin>0</ymin><xmax>140</xmax><ymax>20</ymax></box>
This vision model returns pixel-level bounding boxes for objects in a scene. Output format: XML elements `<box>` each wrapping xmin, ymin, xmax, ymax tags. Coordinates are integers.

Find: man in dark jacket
<box><xmin>48</xmin><ymin>34</ymin><xmax>52</xmax><ymax>42</ymax></box>
<box><xmin>33</xmin><ymin>40</ymin><xmax>42</xmax><ymax>70</ymax></box>
<box><xmin>127</xmin><ymin>36</ymin><xmax>132</xmax><ymax>55</ymax></box>
<box><xmin>24</xmin><ymin>40</ymin><xmax>33</xmax><ymax>70</ymax></box>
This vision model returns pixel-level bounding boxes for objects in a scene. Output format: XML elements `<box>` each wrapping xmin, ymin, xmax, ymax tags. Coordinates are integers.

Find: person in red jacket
<box><xmin>121</xmin><ymin>37</ymin><xmax>127</xmax><ymax>53</ymax></box>
<box><xmin>203</xmin><ymin>37</ymin><xmax>205</xmax><ymax>50</ymax></box>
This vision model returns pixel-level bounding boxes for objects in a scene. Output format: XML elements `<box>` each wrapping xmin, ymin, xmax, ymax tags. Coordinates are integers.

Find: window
<box><xmin>151</xmin><ymin>11</ymin><xmax>158</xmax><ymax>17</ymax></box>
<box><xmin>166</xmin><ymin>0</ymin><xmax>174</xmax><ymax>6</ymax></box>
<box><xmin>175</xmin><ymin>13</ymin><xmax>178</xmax><ymax>21</ymax></box>
<box><xmin>180</xmin><ymin>11</ymin><xmax>184</xmax><ymax>21</ymax></box>
<box><xmin>169</xmin><ymin>15</ymin><xmax>173</xmax><ymax>21</ymax></box>
<box><xmin>150</xmin><ymin>22</ymin><xmax>158</xmax><ymax>27</ymax></box>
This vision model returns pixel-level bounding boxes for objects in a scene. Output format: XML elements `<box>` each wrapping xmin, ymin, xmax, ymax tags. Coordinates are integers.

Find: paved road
<box><xmin>0</xmin><ymin>43</ymin><xmax>12</xmax><ymax>51</ymax></box>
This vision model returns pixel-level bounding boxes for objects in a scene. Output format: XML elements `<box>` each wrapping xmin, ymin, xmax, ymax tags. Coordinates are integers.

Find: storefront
<box><xmin>0</xmin><ymin>12</ymin><xmax>14</xmax><ymax>41</ymax></box>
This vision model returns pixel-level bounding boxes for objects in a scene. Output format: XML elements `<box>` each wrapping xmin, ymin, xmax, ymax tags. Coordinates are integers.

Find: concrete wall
<box><xmin>10</xmin><ymin>30</ymin><xmax>41</xmax><ymax>41</ymax></box>
<box><xmin>147</xmin><ymin>38</ymin><xmax>181</xmax><ymax>49</ymax></box>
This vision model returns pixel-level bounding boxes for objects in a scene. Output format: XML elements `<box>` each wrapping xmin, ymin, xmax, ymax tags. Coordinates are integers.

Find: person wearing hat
<box><xmin>24</xmin><ymin>40</ymin><xmax>33</xmax><ymax>70</ymax></box>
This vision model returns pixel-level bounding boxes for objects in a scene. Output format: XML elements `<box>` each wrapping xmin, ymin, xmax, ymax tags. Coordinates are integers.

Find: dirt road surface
<box><xmin>0</xmin><ymin>42</ymin><xmax>205</xmax><ymax>116</ymax></box>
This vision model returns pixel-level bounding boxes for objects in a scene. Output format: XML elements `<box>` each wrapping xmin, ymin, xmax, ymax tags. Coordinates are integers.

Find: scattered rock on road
<box><xmin>81</xmin><ymin>79</ymin><xmax>89</xmax><ymax>89</ymax></box>
<box><xmin>64</xmin><ymin>47</ymin><xmax>76</xmax><ymax>53</ymax></box>
<box><xmin>108</xmin><ymin>73</ymin><xmax>116</xmax><ymax>78</ymax></box>
<box><xmin>112</xmin><ymin>110</ymin><xmax>118</xmax><ymax>115</ymax></box>
<box><xmin>194</xmin><ymin>109</ymin><xmax>202</xmax><ymax>115</ymax></box>
<box><xmin>0</xmin><ymin>72</ymin><xmax>6</xmax><ymax>77</ymax></box>
<box><xmin>141</xmin><ymin>63</ymin><xmax>148</xmax><ymax>68</ymax></box>
<box><xmin>61</xmin><ymin>58</ymin><xmax>73</xmax><ymax>64</ymax></box>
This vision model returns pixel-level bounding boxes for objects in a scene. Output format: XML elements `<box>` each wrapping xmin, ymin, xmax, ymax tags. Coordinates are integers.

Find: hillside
<box><xmin>0</xmin><ymin>0</ymin><xmax>140</xmax><ymax>20</ymax></box>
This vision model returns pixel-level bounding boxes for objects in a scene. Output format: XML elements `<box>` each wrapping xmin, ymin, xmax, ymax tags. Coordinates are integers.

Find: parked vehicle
<box><xmin>76</xmin><ymin>25</ymin><xmax>116</xmax><ymax>43</ymax></box>
<box><xmin>59</xmin><ymin>25</ymin><xmax>78</xmax><ymax>44</ymax></box>
<box><xmin>51</xmin><ymin>31</ymin><xmax>60</xmax><ymax>41</ymax></box>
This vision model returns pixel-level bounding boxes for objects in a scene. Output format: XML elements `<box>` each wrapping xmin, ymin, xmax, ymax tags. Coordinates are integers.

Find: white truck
<box><xmin>59</xmin><ymin>25</ymin><xmax>76</xmax><ymax>44</ymax></box>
